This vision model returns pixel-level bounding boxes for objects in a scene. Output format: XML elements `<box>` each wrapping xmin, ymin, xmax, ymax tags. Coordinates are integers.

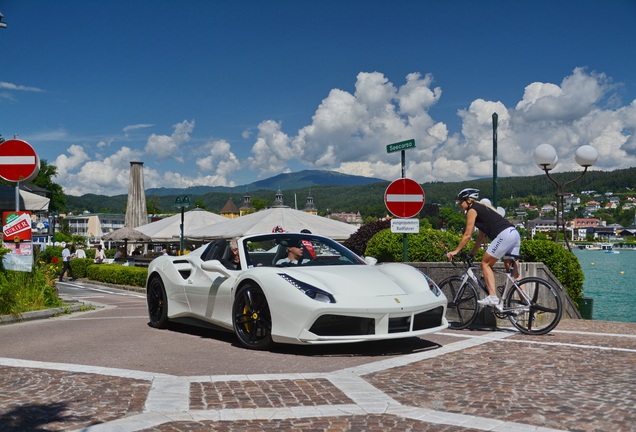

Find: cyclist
<box><xmin>446</xmin><ymin>188</ymin><xmax>520</xmax><ymax>307</ymax></box>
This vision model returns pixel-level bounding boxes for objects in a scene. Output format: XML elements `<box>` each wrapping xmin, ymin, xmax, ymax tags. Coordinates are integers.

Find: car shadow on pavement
<box><xmin>270</xmin><ymin>337</ymin><xmax>441</xmax><ymax>357</ymax></box>
<box><xmin>0</xmin><ymin>402</ymin><xmax>93</xmax><ymax>432</ymax></box>
<box><xmin>155</xmin><ymin>321</ymin><xmax>442</xmax><ymax>357</ymax></box>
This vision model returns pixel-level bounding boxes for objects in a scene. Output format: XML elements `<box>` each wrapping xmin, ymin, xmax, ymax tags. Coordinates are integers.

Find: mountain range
<box><xmin>145</xmin><ymin>170</ymin><xmax>387</xmax><ymax>196</ymax></box>
<box><xmin>64</xmin><ymin>167</ymin><xmax>636</xmax><ymax>217</ymax></box>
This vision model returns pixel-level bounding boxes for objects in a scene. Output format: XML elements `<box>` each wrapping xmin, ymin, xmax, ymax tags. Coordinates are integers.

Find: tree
<box><xmin>147</xmin><ymin>199</ymin><xmax>163</xmax><ymax>214</ymax></box>
<box><xmin>58</xmin><ymin>218</ymin><xmax>72</xmax><ymax>237</ymax></box>
<box><xmin>252</xmin><ymin>198</ymin><xmax>271</xmax><ymax>211</ymax></box>
<box><xmin>32</xmin><ymin>159</ymin><xmax>66</xmax><ymax>211</ymax></box>
<box><xmin>194</xmin><ymin>200</ymin><xmax>206</xmax><ymax>209</ymax></box>
<box><xmin>438</xmin><ymin>207</ymin><xmax>466</xmax><ymax>234</ymax></box>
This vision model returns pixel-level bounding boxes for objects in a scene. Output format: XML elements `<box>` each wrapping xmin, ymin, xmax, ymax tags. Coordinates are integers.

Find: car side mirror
<box><xmin>201</xmin><ymin>260</ymin><xmax>234</xmax><ymax>277</ymax></box>
<box><xmin>364</xmin><ymin>256</ymin><xmax>378</xmax><ymax>266</ymax></box>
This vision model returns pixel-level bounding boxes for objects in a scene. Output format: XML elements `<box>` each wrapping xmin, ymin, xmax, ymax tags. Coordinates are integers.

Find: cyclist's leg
<box><xmin>502</xmin><ymin>229</ymin><xmax>521</xmax><ymax>279</ymax></box>
<box><xmin>480</xmin><ymin>253</ymin><xmax>499</xmax><ymax>297</ymax></box>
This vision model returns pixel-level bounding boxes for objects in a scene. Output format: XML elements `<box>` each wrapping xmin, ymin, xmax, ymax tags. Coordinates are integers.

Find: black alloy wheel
<box><xmin>147</xmin><ymin>276</ymin><xmax>169</xmax><ymax>329</ymax></box>
<box><xmin>232</xmin><ymin>283</ymin><xmax>273</xmax><ymax>350</ymax></box>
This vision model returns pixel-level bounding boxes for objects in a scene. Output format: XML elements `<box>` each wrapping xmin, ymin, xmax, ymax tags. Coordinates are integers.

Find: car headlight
<box><xmin>278</xmin><ymin>273</ymin><xmax>336</xmax><ymax>303</ymax></box>
<box><xmin>418</xmin><ymin>270</ymin><xmax>442</xmax><ymax>297</ymax></box>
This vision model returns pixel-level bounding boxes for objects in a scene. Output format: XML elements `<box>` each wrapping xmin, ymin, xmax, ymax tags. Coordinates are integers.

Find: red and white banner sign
<box><xmin>3</xmin><ymin>212</ymin><xmax>33</xmax><ymax>242</ymax></box>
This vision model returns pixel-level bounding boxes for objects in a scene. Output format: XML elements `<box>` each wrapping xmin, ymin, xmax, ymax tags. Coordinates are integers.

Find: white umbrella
<box><xmin>136</xmin><ymin>208</ymin><xmax>227</xmax><ymax>242</ymax></box>
<box><xmin>185</xmin><ymin>207</ymin><xmax>358</xmax><ymax>241</ymax></box>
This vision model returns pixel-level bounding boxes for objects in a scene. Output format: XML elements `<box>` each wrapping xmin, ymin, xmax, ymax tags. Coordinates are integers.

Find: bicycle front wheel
<box><xmin>504</xmin><ymin>277</ymin><xmax>563</xmax><ymax>335</ymax></box>
<box><xmin>439</xmin><ymin>276</ymin><xmax>479</xmax><ymax>330</ymax></box>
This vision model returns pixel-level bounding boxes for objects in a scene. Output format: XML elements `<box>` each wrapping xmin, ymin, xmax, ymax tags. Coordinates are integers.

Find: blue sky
<box><xmin>1</xmin><ymin>0</ymin><xmax>635</xmax><ymax>196</ymax></box>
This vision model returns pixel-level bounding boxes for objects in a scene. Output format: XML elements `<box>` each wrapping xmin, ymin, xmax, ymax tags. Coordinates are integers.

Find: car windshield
<box><xmin>242</xmin><ymin>233</ymin><xmax>365</xmax><ymax>268</ymax></box>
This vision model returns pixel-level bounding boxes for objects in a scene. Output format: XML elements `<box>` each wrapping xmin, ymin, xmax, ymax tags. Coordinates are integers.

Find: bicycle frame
<box><xmin>456</xmin><ymin>259</ymin><xmax>532</xmax><ymax>314</ymax></box>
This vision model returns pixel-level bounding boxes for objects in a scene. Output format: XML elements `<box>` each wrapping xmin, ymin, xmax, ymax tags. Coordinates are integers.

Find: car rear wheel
<box><xmin>147</xmin><ymin>276</ymin><xmax>169</xmax><ymax>329</ymax></box>
<box><xmin>232</xmin><ymin>283</ymin><xmax>273</xmax><ymax>350</ymax></box>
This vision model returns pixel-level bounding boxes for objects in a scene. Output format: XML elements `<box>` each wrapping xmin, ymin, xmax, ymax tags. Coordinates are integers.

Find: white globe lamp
<box><xmin>574</xmin><ymin>145</ymin><xmax>598</xmax><ymax>167</ymax></box>
<box><xmin>533</xmin><ymin>144</ymin><xmax>558</xmax><ymax>170</ymax></box>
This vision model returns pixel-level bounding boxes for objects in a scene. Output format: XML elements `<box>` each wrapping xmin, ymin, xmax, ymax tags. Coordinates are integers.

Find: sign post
<box><xmin>386</xmin><ymin>140</ymin><xmax>420</xmax><ymax>262</ymax></box>
<box><xmin>384</xmin><ymin>178</ymin><xmax>425</xmax><ymax>262</ymax></box>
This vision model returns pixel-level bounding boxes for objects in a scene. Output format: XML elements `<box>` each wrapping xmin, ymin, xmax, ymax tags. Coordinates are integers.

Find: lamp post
<box><xmin>533</xmin><ymin>143</ymin><xmax>598</xmax><ymax>251</ymax></box>
<box><xmin>173</xmin><ymin>196</ymin><xmax>191</xmax><ymax>255</ymax></box>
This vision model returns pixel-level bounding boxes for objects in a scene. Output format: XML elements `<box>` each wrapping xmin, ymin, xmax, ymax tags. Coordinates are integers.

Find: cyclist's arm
<box><xmin>448</xmin><ymin>208</ymin><xmax>478</xmax><ymax>258</ymax></box>
<box><xmin>470</xmin><ymin>231</ymin><xmax>486</xmax><ymax>256</ymax></box>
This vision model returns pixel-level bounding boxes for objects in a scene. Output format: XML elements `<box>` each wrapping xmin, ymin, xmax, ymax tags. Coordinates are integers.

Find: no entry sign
<box><xmin>384</xmin><ymin>178</ymin><xmax>425</xmax><ymax>218</ymax></box>
<box><xmin>0</xmin><ymin>140</ymin><xmax>40</xmax><ymax>183</ymax></box>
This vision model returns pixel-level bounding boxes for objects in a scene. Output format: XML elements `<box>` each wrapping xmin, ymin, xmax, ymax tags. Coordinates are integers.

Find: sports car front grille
<box><xmin>388</xmin><ymin>316</ymin><xmax>410</xmax><ymax>333</ymax></box>
<box><xmin>309</xmin><ymin>306</ymin><xmax>444</xmax><ymax>337</ymax></box>
<box><xmin>309</xmin><ymin>315</ymin><xmax>375</xmax><ymax>336</ymax></box>
<box><xmin>413</xmin><ymin>306</ymin><xmax>444</xmax><ymax>331</ymax></box>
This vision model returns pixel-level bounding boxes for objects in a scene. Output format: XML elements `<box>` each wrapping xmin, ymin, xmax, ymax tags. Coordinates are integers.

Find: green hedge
<box><xmin>86</xmin><ymin>264</ymin><xmax>148</xmax><ymax>287</ymax></box>
<box><xmin>70</xmin><ymin>258</ymin><xmax>95</xmax><ymax>278</ymax></box>
<box><xmin>365</xmin><ymin>228</ymin><xmax>464</xmax><ymax>262</ymax></box>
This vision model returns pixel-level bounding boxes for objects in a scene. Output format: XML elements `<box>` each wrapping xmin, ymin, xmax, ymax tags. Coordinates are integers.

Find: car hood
<box><xmin>275</xmin><ymin>264</ymin><xmax>426</xmax><ymax>297</ymax></box>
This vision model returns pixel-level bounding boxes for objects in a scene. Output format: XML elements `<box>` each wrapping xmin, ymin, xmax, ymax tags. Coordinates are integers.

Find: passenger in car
<box><xmin>220</xmin><ymin>237</ymin><xmax>241</xmax><ymax>270</ymax></box>
<box><xmin>276</xmin><ymin>240</ymin><xmax>310</xmax><ymax>266</ymax></box>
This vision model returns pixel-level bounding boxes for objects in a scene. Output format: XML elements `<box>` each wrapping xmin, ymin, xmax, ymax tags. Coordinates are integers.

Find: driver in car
<box><xmin>276</xmin><ymin>240</ymin><xmax>310</xmax><ymax>266</ymax></box>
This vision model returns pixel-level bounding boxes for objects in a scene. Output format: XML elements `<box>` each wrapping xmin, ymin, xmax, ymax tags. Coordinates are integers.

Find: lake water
<box><xmin>572</xmin><ymin>248</ymin><xmax>636</xmax><ymax>323</ymax></box>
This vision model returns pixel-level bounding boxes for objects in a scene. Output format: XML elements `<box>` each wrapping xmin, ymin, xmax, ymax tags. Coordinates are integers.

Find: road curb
<box><xmin>0</xmin><ymin>302</ymin><xmax>89</xmax><ymax>325</ymax></box>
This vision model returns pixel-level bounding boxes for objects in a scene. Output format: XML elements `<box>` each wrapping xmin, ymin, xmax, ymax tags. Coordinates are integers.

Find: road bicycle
<box><xmin>439</xmin><ymin>253</ymin><xmax>563</xmax><ymax>335</ymax></box>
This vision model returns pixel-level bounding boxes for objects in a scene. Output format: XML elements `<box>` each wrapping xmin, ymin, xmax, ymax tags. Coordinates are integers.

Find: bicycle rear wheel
<box><xmin>439</xmin><ymin>276</ymin><xmax>479</xmax><ymax>329</ymax></box>
<box><xmin>504</xmin><ymin>277</ymin><xmax>563</xmax><ymax>335</ymax></box>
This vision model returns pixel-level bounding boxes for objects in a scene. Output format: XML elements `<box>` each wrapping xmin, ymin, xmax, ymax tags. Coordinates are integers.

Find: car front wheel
<box><xmin>147</xmin><ymin>275</ymin><xmax>169</xmax><ymax>329</ymax></box>
<box><xmin>232</xmin><ymin>283</ymin><xmax>273</xmax><ymax>350</ymax></box>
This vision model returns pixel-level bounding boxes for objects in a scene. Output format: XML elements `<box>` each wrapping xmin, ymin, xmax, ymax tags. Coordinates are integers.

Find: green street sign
<box><xmin>386</xmin><ymin>139</ymin><xmax>415</xmax><ymax>153</ymax></box>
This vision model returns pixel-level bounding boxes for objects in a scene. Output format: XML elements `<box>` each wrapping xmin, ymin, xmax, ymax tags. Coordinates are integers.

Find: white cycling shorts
<box><xmin>486</xmin><ymin>227</ymin><xmax>520</xmax><ymax>260</ymax></box>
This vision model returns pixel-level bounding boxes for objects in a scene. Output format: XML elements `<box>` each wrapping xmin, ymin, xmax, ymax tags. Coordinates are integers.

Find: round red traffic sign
<box><xmin>0</xmin><ymin>140</ymin><xmax>40</xmax><ymax>183</ymax></box>
<box><xmin>384</xmin><ymin>178</ymin><xmax>425</xmax><ymax>218</ymax></box>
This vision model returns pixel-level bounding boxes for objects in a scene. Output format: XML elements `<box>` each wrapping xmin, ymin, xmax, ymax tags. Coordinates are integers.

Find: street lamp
<box><xmin>173</xmin><ymin>195</ymin><xmax>191</xmax><ymax>255</ymax></box>
<box><xmin>533</xmin><ymin>143</ymin><xmax>598</xmax><ymax>251</ymax></box>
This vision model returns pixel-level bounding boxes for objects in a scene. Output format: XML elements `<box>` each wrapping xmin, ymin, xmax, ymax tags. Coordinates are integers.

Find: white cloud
<box><xmin>123</xmin><ymin>124</ymin><xmax>153</xmax><ymax>132</ymax></box>
<box><xmin>290</xmin><ymin>72</ymin><xmax>445</xmax><ymax>176</ymax></box>
<box><xmin>144</xmin><ymin>120</ymin><xmax>194</xmax><ymax>162</ymax></box>
<box><xmin>0</xmin><ymin>82</ymin><xmax>44</xmax><ymax>92</ymax></box>
<box><xmin>196</xmin><ymin>139</ymin><xmax>241</xmax><ymax>185</ymax></box>
<box><xmin>57</xmin><ymin>146</ymin><xmax>143</xmax><ymax>196</ymax></box>
<box><xmin>50</xmin><ymin>68</ymin><xmax>636</xmax><ymax>197</ymax></box>
<box><xmin>247</xmin><ymin>120</ymin><xmax>294</xmax><ymax>177</ymax></box>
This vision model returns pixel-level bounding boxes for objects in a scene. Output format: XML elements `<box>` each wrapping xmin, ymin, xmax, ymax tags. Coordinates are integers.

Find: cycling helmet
<box><xmin>456</xmin><ymin>188</ymin><xmax>479</xmax><ymax>201</ymax></box>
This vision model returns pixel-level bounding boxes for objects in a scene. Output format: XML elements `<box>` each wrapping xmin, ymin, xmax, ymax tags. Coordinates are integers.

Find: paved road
<box><xmin>1</xmin><ymin>280</ymin><xmax>635</xmax><ymax>431</ymax></box>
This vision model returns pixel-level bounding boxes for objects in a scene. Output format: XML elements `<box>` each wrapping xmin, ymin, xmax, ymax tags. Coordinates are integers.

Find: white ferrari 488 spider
<box><xmin>146</xmin><ymin>233</ymin><xmax>448</xmax><ymax>350</ymax></box>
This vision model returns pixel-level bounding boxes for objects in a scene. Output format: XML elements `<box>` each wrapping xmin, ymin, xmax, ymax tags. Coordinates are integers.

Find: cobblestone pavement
<box><xmin>2</xmin><ymin>317</ymin><xmax>635</xmax><ymax>431</ymax></box>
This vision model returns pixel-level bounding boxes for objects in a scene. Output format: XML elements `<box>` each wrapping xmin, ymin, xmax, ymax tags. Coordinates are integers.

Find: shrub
<box><xmin>86</xmin><ymin>264</ymin><xmax>147</xmax><ymax>287</ymax></box>
<box><xmin>70</xmin><ymin>258</ymin><xmax>95</xmax><ymax>278</ymax></box>
<box><xmin>36</xmin><ymin>246</ymin><xmax>64</xmax><ymax>265</ymax></box>
<box><xmin>344</xmin><ymin>219</ymin><xmax>391</xmax><ymax>256</ymax></box>
<box><xmin>365</xmin><ymin>228</ymin><xmax>464</xmax><ymax>262</ymax></box>
<box><xmin>520</xmin><ymin>240</ymin><xmax>584</xmax><ymax>306</ymax></box>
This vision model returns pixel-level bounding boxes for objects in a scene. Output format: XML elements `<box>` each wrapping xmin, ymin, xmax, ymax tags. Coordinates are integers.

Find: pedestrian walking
<box><xmin>59</xmin><ymin>244</ymin><xmax>77</xmax><ymax>282</ymax></box>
